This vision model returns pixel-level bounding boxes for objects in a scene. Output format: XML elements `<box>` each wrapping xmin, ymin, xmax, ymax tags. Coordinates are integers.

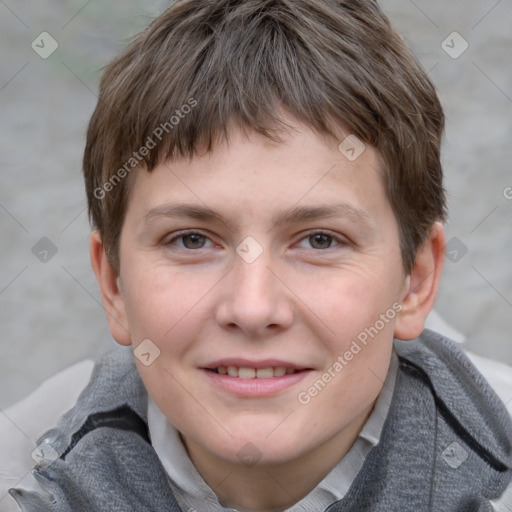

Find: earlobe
<box><xmin>394</xmin><ymin>222</ymin><xmax>445</xmax><ymax>340</ymax></box>
<box><xmin>90</xmin><ymin>231</ymin><xmax>132</xmax><ymax>346</ymax></box>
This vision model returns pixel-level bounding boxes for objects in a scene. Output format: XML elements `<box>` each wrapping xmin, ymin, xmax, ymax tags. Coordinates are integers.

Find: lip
<box><xmin>200</xmin><ymin>358</ymin><xmax>312</xmax><ymax>397</ymax></box>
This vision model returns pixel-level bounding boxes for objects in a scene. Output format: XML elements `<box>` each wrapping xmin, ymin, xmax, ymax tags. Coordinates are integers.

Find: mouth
<box><xmin>200</xmin><ymin>360</ymin><xmax>312</xmax><ymax>396</ymax></box>
<box><xmin>205</xmin><ymin>365</ymin><xmax>301</xmax><ymax>379</ymax></box>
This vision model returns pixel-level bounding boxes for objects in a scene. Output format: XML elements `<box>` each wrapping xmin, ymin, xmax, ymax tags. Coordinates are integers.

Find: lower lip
<box><xmin>201</xmin><ymin>369</ymin><xmax>311</xmax><ymax>397</ymax></box>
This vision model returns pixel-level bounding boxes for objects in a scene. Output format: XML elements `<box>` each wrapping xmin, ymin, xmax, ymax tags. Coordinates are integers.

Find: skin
<box><xmin>91</xmin><ymin>117</ymin><xmax>445</xmax><ymax>511</ymax></box>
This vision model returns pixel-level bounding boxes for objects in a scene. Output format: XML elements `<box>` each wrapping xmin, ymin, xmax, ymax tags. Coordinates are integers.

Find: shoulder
<box><xmin>395</xmin><ymin>329</ymin><xmax>512</xmax><ymax>509</ymax></box>
<box><xmin>396</xmin><ymin>329</ymin><xmax>512</xmax><ymax>415</ymax></box>
<box><xmin>465</xmin><ymin>349</ymin><xmax>512</xmax><ymax>510</ymax></box>
<box><xmin>0</xmin><ymin>359</ymin><xmax>95</xmax><ymax>511</ymax></box>
<box><xmin>1</xmin><ymin>345</ymin><xmax>147</xmax><ymax>512</ymax></box>
<box><xmin>465</xmin><ymin>350</ymin><xmax>512</xmax><ymax>409</ymax></box>
<box><xmin>424</xmin><ymin>311</ymin><xmax>512</xmax><ymax>411</ymax></box>
<box><xmin>395</xmin><ymin>330</ymin><xmax>512</xmax><ymax>437</ymax></box>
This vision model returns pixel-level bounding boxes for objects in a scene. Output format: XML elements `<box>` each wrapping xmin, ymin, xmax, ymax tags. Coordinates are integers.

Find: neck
<box><xmin>183</xmin><ymin>404</ymin><xmax>373</xmax><ymax>511</ymax></box>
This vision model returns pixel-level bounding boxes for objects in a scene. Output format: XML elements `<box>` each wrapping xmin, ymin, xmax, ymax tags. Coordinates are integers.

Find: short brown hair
<box><xmin>83</xmin><ymin>0</ymin><xmax>446</xmax><ymax>274</ymax></box>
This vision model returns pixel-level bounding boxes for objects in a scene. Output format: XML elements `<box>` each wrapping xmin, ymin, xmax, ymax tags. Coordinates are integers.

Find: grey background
<box><xmin>0</xmin><ymin>0</ymin><xmax>511</xmax><ymax>410</ymax></box>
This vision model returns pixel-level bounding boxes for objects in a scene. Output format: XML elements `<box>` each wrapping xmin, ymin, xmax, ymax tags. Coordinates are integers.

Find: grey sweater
<box><xmin>9</xmin><ymin>330</ymin><xmax>512</xmax><ymax>511</ymax></box>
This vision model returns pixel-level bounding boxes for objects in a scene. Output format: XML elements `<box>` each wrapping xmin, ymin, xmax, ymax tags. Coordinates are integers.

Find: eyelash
<box><xmin>164</xmin><ymin>230</ymin><xmax>348</xmax><ymax>251</ymax></box>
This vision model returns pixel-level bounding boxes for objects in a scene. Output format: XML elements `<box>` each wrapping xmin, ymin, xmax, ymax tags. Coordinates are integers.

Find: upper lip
<box><xmin>201</xmin><ymin>358</ymin><xmax>310</xmax><ymax>370</ymax></box>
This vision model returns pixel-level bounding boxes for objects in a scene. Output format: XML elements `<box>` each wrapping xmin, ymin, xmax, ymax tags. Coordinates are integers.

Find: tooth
<box><xmin>238</xmin><ymin>367</ymin><xmax>256</xmax><ymax>379</ymax></box>
<box><xmin>256</xmin><ymin>367</ymin><xmax>274</xmax><ymax>379</ymax></box>
<box><xmin>286</xmin><ymin>368</ymin><xmax>295</xmax><ymax>374</ymax></box>
<box><xmin>227</xmin><ymin>365</ymin><xmax>238</xmax><ymax>377</ymax></box>
<box><xmin>274</xmin><ymin>367</ymin><xmax>287</xmax><ymax>377</ymax></box>
<box><xmin>218</xmin><ymin>366</ymin><xmax>227</xmax><ymax>375</ymax></box>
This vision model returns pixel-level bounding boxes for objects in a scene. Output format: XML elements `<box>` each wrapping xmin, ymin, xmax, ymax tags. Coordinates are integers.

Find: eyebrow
<box><xmin>144</xmin><ymin>203</ymin><xmax>372</xmax><ymax>229</ymax></box>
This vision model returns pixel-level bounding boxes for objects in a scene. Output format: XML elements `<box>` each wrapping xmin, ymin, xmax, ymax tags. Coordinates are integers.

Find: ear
<box><xmin>90</xmin><ymin>230</ymin><xmax>131</xmax><ymax>346</ymax></box>
<box><xmin>394</xmin><ymin>222</ymin><xmax>445</xmax><ymax>340</ymax></box>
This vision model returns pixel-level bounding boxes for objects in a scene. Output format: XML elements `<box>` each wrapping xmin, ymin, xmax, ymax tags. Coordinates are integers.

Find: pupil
<box><xmin>311</xmin><ymin>234</ymin><xmax>331</xmax><ymax>249</ymax></box>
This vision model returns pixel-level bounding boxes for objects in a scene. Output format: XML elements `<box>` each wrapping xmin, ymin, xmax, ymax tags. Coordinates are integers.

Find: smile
<box><xmin>208</xmin><ymin>366</ymin><xmax>298</xmax><ymax>379</ymax></box>
<box><xmin>201</xmin><ymin>359</ymin><xmax>312</xmax><ymax>396</ymax></box>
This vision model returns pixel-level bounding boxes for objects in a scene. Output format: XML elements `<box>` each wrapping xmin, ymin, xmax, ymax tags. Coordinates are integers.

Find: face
<box><xmin>113</xmin><ymin>120</ymin><xmax>410</xmax><ymax>469</ymax></box>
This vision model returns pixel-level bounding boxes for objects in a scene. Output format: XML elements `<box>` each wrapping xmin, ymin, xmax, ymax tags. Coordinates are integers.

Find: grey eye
<box><xmin>181</xmin><ymin>233</ymin><xmax>207</xmax><ymax>249</ymax></box>
<box><xmin>308</xmin><ymin>234</ymin><xmax>334</xmax><ymax>249</ymax></box>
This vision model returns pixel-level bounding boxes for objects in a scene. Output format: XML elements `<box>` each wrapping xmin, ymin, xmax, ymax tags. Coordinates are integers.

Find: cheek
<box><xmin>292</xmin><ymin>265</ymin><xmax>400</xmax><ymax>399</ymax></box>
<box><xmin>295</xmin><ymin>293</ymin><xmax>396</xmax><ymax>435</ymax></box>
<box><xmin>120</xmin><ymin>262</ymin><xmax>220</xmax><ymax>343</ymax></box>
<box><xmin>294</xmin><ymin>263</ymin><xmax>401</xmax><ymax>345</ymax></box>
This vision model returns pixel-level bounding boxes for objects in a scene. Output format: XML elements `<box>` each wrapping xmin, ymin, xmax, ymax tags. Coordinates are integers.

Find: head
<box><xmin>86</xmin><ymin>0</ymin><xmax>446</xmax><ymax>493</ymax></box>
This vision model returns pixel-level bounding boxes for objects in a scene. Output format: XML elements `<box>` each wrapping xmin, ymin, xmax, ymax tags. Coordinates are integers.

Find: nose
<box><xmin>214</xmin><ymin>253</ymin><xmax>294</xmax><ymax>338</ymax></box>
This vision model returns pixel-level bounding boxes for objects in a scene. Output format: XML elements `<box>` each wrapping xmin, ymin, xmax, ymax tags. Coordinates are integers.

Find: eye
<box><xmin>297</xmin><ymin>232</ymin><xmax>345</xmax><ymax>250</ymax></box>
<box><xmin>165</xmin><ymin>231</ymin><xmax>213</xmax><ymax>250</ymax></box>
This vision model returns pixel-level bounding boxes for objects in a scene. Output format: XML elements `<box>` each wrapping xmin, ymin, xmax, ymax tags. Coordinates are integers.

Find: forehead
<box><xmin>126</xmin><ymin>121</ymin><xmax>391</xmax><ymax>229</ymax></box>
